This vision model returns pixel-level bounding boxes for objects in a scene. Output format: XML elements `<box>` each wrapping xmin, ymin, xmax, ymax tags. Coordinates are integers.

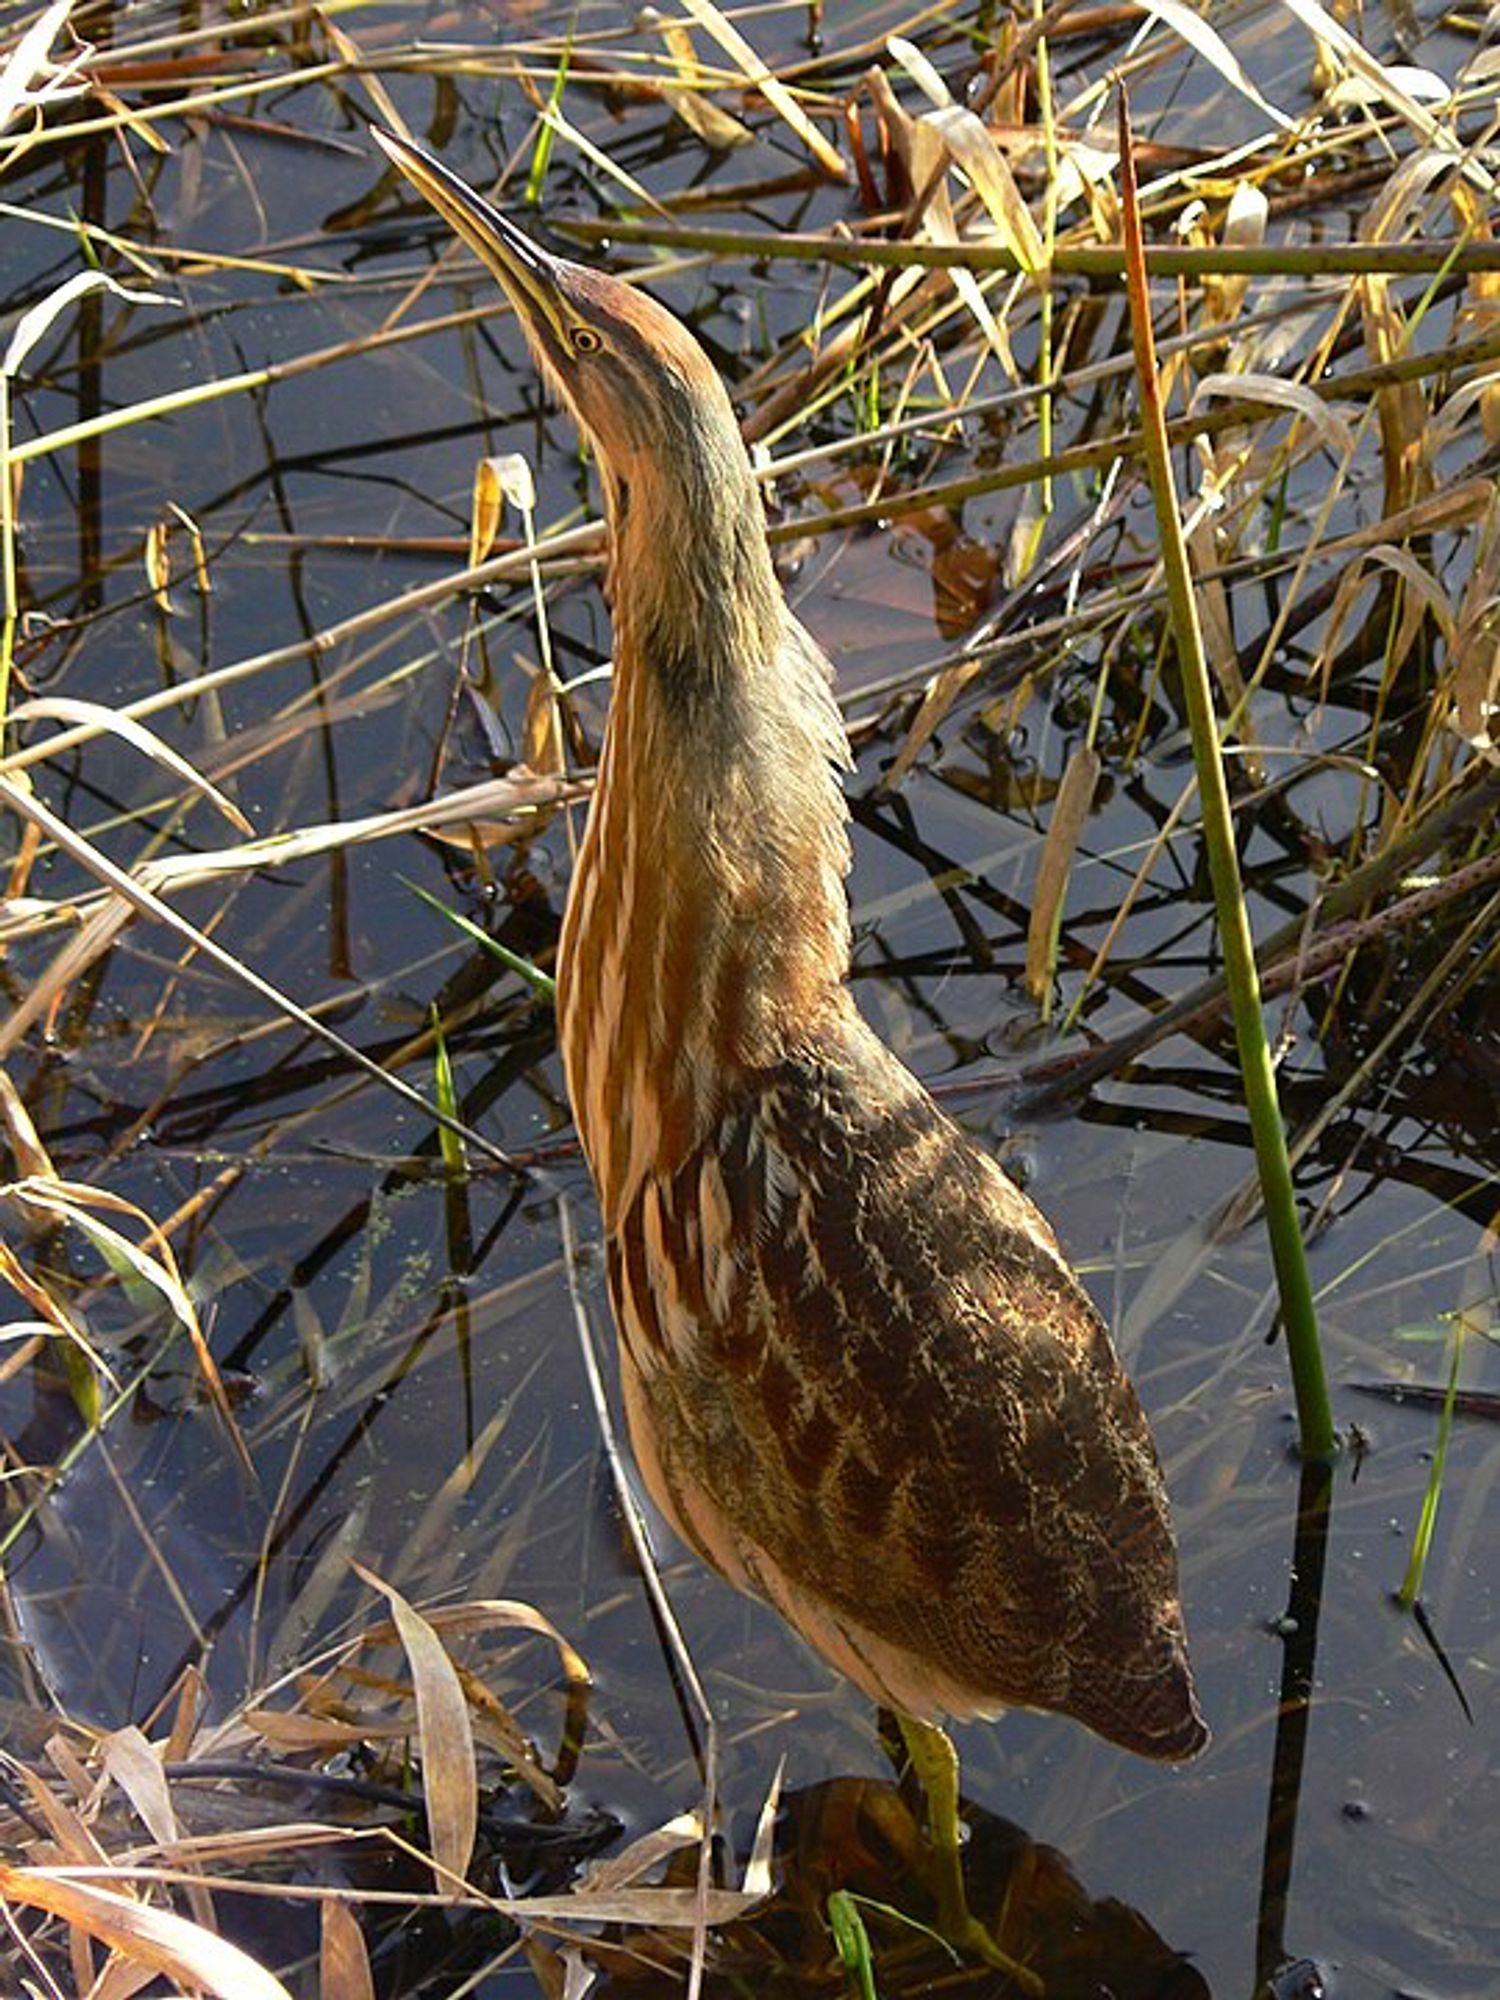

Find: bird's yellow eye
<box><xmin>570</xmin><ymin>325</ymin><xmax>604</xmax><ymax>355</ymax></box>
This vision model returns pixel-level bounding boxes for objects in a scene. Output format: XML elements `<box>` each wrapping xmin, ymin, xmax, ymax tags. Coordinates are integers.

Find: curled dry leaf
<box><xmin>352</xmin><ymin>1564</ymin><xmax>477</xmax><ymax>1892</ymax></box>
<box><xmin>887</xmin><ymin>37</ymin><xmax>1046</xmax><ymax>276</ymax></box>
<box><xmin>421</xmin><ymin>1599</ymin><xmax>591</xmax><ymax>1690</ymax></box>
<box><xmin>3</xmin><ymin>270</ymin><xmax>171</xmax><ymax>379</ymax></box>
<box><xmin>0</xmin><ymin>0</ymin><xmax>81</xmax><ymax>134</ymax></box>
<box><xmin>0</xmin><ymin>1864</ymin><xmax>292</xmax><ymax>2000</ymax></box>
<box><xmin>471</xmin><ymin>453</ymin><xmax>536</xmax><ymax>568</ymax></box>
<box><xmin>1207</xmin><ymin>179</ymin><xmax>1269</xmax><ymax>325</ymax></box>
<box><xmin>1320</xmin><ymin>542</ymin><xmax>1456</xmax><ymax>697</ymax></box>
<box><xmin>1326</xmin><ymin>64</ymin><xmax>1451</xmax><ymax>108</ymax></box>
<box><xmin>1191</xmin><ymin>372</ymin><xmax>1355</xmax><ymax>459</ymax></box>
<box><xmin>9</xmin><ymin>696</ymin><xmax>253</xmax><ymax>835</ymax></box>
<box><xmin>1274</xmin><ymin>0</ymin><xmax>1469</xmax><ymax>158</ymax></box>
<box><xmin>167</xmin><ymin>499</ymin><xmax>212</xmax><ymax>596</ymax></box>
<box><xmin>579</xmin><ymin>1811</ymin><xmax>703</xmax><ymax>1895</ymax></box>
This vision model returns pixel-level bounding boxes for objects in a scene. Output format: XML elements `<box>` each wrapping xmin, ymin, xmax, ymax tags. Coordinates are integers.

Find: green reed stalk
<box><xmin>1117</xmin><ymin>96</ymin><xmax>1335</xmax><ymax>1461</ymax></box>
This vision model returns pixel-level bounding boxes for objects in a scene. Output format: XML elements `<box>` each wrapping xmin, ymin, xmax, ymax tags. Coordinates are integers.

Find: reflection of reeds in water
<box><xmin>0</xmin><ymin>0</ymin><xmax>1497</xmax><ymax>1991</ymax></box>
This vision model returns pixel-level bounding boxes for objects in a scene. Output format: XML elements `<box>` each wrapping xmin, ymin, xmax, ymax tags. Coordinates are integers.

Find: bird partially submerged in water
<box><xmin>374</xmin><ymin>125</ymin><xmax>1206</xmax><ymax>1970</ymax></box>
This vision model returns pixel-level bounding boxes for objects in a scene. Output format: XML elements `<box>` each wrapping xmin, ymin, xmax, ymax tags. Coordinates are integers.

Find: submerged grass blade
<box><xmin>430</xmin><ymin>1005</ymin><xmax>467</xmax><ymax>1182</ymax></box>
<box><xmin>1398</xmin><ymin>1318</ymin><xmax>1463</xmax><ymax>1608</ymax></box>
<box><xmin>1117</xmin><ymin>91</ymin><xmax>1335</xmax><ymax>1461</ymax></box>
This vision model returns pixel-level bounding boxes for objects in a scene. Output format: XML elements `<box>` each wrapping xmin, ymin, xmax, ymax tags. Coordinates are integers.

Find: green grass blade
<box><xmin>402</xmin><ymin>877</ymin><xmax>557</xmax><ymax>1003</ymax></box>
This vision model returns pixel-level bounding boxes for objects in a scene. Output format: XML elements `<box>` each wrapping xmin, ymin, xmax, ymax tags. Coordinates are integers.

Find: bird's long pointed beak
<box><xmin>371</xmin><ymin>127</ymin><xmax>568</xmax><ymax>345</ymax></box>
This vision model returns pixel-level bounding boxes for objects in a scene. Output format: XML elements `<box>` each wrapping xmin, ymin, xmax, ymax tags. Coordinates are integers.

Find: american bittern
<box><xmin>376</xmin><ymin>128</ymin><xmax>1206</xmax><ymax>1967</ymax></box>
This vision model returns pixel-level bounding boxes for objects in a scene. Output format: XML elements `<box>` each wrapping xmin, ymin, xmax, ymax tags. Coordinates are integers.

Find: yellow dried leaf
<box><xmin>675</xmin><ymin>0</ymin><xmax>845</xmax><ymax>179</ymax></box>
<box><xmin>492</xmin><ymin>450</ymin><xmax>536</xmax><ymax>514</ymax></box>
<box><xmin>0</xmin><ymin>1065</ymin><xmax>53</xmax><ymax>1175</ymax></box>
<box><xmin>1026</xmin><ymin>746</ymin><xmax>1100</xmax><ymax>1005</ymax></box>
<box><xmin>93</xmin><ymin>84</ymin><xmax>168</xmax><ymax>152</ymax></box>
<box><xmin>1208</xmin><ymin>178</ymin><xmax>1268</xmax><ymax>322</ymax></box>
<box><xmin>523</xmin><ymin>668</ymin><xmax>565</xmax><ymax>778</ymax></box>
<box><xmin>143</xmin><ymin>519</ymin><xmax>172</xmax><ymax>614</ymax></box>
<box><xmin>1358</xmin><ymin>277</ymin><xmax>1428</xmax><ymax>510</ymax></box>
<box><xmin>470</xmin><ymin>458</ymin><xmax>506</xmax><ymax>568</ymax></box>
<box><xmin>933</xmin><ymin>106</ymin><xmax>1047</xmax><ymax>276</ymax></box>
<box><xmin>0</xmin><ymin>1864</ymin><xmax>292</xmax><ymax>2000</ymax></box>
<box><xmin>664</xmin><ymin>85</ymin><xmax>754</xmax><ymax>149</ymax></box>
<box><xmin>1453</xmin><ymin>627</ymin><xmax>1500</xmax><ymax>746</ymax></box>
<box><xmin>163</xmin><ymin>1667</ymin><xmax>204</xmax><ymax>1764</ymax></box>
<box><xmin>320</xmin><ymin>1899</ymin><xmax>375</xmax><ymax>2000</ymax></box>
<box><xmin>321</xmin><ymin>16</ymin><xmax>405</xmax><ymax>137</ymax></box>
<box><xmin>471</xmin><ymin>453</ymin><xmax>538</xmax><ymax>567</ymax></box>
<box><xmin>655</xmin><ymin>13</ymin><xmax>703</xmax><ymax>77</ymax></box>
<box><xmin>353</xmin><ymin>1564</ymin><xmax>477</xmax><ymax>1891</ymax></box>
<box><xmin>101</xmin><ymin>1726</ymin><xmax>178</xmax><ymax>1849</ymax></box>
<box><xmin>167</xmin><ymin>501</ymin><xmax>212</xmax><ymax>596</ymax></box>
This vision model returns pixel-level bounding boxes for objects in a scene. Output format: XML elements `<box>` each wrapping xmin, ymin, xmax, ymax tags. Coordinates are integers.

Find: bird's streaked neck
<box><xmin>557</xmin><ymin>441</ymin><xmax>855</xmax><ymax>1220</ymax></box>
<box><xmin>600</xmin><ymin>439</ymin><xmax>779</xmax><ymax>697</ymax></box>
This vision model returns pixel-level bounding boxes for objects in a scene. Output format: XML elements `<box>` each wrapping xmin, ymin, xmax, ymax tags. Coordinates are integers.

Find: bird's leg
<box><xmin>896</xmin><ymin>1715</ymin><xmax>1044</xmax><ymax>1996</ymax></box>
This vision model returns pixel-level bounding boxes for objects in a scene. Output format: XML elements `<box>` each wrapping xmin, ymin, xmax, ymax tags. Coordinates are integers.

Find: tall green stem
<box><xmin>1117</xmin><ymin>96</ymin><xmax>1335</xmax><ymax>1461</ymax></box>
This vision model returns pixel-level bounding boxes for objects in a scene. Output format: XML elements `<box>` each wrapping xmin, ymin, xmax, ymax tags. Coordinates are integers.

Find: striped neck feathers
<box><xmin>558</xmin><ymin>454</ymin><xmax>854</xmax><ymax>1216</ymax></box>
<box><xmin>599</xmin><ymin>509</ymin><xmax>855</xmax><ymax>1064</ymax></box>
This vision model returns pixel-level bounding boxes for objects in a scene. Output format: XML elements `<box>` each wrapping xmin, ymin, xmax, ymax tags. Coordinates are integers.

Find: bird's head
<box><xmin>372</xmin><ymin>129</ymin><xmax>748</xmax><ymax>516</ymax></box>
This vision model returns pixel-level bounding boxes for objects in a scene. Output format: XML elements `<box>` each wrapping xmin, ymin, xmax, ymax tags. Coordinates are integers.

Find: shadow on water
<box><xmin>1255</xmin><ymin>1459</ymin><xmax>1334</xmax><ymax>2000</ymax></box>
<box><xmin>1</xmin><ymin>0</ymin><xmax>1498</xmax><ymax>1994</ymax></box>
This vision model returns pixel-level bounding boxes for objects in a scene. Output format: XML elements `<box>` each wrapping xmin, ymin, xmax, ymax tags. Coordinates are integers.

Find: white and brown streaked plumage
<box><xmin>375</xmin><ymin>130</ymin><xmax>1207</xmax><ymax>1765</ymax></box>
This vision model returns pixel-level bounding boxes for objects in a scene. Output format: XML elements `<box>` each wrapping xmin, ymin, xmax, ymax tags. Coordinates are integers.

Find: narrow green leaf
<box><xmin>402</xmin><ymin>877</ymin><xmax>556</xmax><ymax>1002</ymax></box>
<box><xmin>1398</xmin><ymin>1321</ymin><xmax>1462</xmax><ymax>1608</ymax></box>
